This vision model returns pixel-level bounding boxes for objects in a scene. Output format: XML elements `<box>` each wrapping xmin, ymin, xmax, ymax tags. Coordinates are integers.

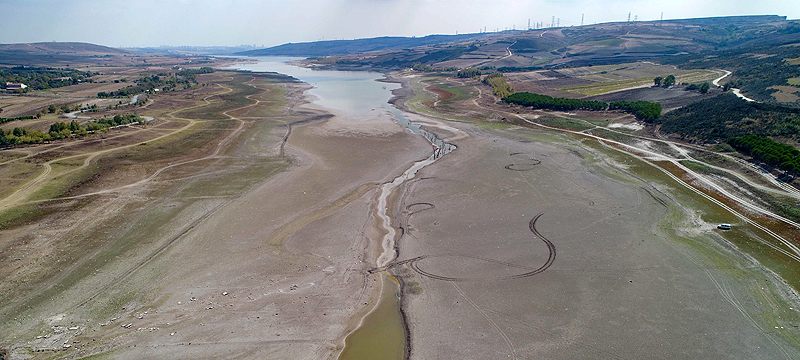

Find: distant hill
<box><xmin>236</xmin><ymin>34</ymin><xmax>485</xmax><ymax>56</ymax></box>
<box><xmin>245</xmin><ymin>15</ymin><xmax>797</xmax><ymax>104</ymax></box>
<box><xmin>0</xmin><ymin>42</ymin><xmax>127</xmax><ymax>56</ymax></box>
<box><xmin>0</xmin><ymin>42</ymin><xmax>128</xmax><ymax>65</ymax></box>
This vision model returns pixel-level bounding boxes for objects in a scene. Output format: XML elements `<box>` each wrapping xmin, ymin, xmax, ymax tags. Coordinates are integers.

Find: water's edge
<box><xmin>339</xmin><ymin>77</ymin><xmax>455</xmax><ymax>360</ymax></box>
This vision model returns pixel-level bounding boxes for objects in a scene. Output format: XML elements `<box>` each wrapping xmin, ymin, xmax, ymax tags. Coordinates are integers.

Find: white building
<box><xmin>5</xmin><ymin>82</ymin><xmax>28</xmax><ymax>92</ymax></box>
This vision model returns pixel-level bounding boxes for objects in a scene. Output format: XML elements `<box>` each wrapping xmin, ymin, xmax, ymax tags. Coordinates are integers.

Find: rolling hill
<box><xmin>236</xmin><ymin>34</ymin><xmax>485</xmax><ymax>57</ymax></box>
<box><xmin>0</xmin><ymin>42</ymin><xmax>128</xmax><ymax>65</ymax></box>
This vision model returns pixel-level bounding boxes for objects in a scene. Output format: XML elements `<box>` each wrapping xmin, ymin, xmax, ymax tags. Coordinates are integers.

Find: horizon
<box><xmin>0</xmin><ymin>0</ymin><xmax>798</xmax><ymax>48</ymax></box>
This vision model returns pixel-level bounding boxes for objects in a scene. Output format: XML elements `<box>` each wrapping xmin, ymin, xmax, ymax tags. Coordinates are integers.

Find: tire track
<box><xmin>504</xmin><ymin>152</ymin><xmax>542</xmax><ymax>172</ymax></box>
<box><xmin>378</xmin><ymin>213</ymin><xmax>556</xmax><ymax>282</ymax></box>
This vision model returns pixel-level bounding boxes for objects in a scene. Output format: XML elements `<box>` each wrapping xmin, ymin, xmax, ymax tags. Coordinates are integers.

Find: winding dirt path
<box><xmin>0</xmin><ymin>83</ymin><xmax>241</xmax><ymax>209</ymax></box>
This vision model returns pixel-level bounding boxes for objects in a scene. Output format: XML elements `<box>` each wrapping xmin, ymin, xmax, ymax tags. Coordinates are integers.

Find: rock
<box><xmin>222</xmin><ymin>291</ymin><xmax>228</xmax><ymax>296</ymax></box>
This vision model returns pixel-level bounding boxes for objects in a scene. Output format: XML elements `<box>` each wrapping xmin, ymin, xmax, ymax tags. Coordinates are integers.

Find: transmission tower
<box><xmin>581</xmin><ymin>13</ymin><xmax>584</xmax><ymax>26</ymax></box>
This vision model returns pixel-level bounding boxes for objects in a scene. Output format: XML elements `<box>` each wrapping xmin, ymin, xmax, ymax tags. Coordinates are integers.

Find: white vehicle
<box><xmin>717</xmin><ymin>223</ymin><xmax>732</xmax><ymax>230</ymax></box>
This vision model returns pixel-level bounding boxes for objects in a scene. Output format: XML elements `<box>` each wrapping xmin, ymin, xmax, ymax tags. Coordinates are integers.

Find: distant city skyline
<box><xmin>0</xmin><ymin>0</ymin><xmax>797</xmax><ymax>47</ymax></box>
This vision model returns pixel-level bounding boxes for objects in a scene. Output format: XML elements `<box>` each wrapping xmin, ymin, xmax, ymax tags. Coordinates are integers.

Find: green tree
<box><xmin>699</xmin><ymin>82</ymin><xmax>710</xmax><ymax>94</ymax></box>
<box><xmin>663</xmin><ymin>74</ymin><xmax>676</xmax><ymax>88</ymax></box>
<box><xmin>653</xmin><ymin>76</ymin><xmax>663</xmax><ymax>87</ymax></box>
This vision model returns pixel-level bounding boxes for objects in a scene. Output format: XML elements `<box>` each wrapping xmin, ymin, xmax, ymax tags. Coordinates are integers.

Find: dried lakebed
<box><xmin>227</xmin><ymin>58</ymin><xmax>800</xmax><ymax>360</ymax></box>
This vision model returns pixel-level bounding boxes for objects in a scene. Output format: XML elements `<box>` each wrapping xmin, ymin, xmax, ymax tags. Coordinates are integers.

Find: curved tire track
<box><xmin>382</xmin><ymin>213</ymin><xmax>556</xmax><ymax>281</ymax></box>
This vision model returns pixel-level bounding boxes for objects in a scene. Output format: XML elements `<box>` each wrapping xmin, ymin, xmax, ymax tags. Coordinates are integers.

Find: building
<box><xmin>5</xmin><ymin>82</ymin><xmax>28</xmax><ymax>92</ymax></box>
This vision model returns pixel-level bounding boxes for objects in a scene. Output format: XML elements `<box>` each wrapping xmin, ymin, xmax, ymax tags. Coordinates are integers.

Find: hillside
<box><xmin>241</xmin><ymin>15</ymin><xmax>791</xmax><ymax>66</ymax></box>
<box><xmin>0</xmin><ymin>42</ymin><xmax>128</xmax><ymax>65</ymax></box>
<box><xmin>658</xmin><ymin>93</ymin><xmax>800</xmax><ymax>143</ymax></box>
<box><xmin>243</xmin><ymin>15</ymin><xmax>798</xmax><ymax>103</ymax></box>
<box><xmin>236</xmin><ymin>34</ymin><xmax>484</xmax><ymax>56</ymax></box>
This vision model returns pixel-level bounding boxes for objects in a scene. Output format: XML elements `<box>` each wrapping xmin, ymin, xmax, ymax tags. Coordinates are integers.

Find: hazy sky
<box><xmin>1</xmin><ymin>0</ymin><xmax>797</xmax><ymax>47</ymax></box>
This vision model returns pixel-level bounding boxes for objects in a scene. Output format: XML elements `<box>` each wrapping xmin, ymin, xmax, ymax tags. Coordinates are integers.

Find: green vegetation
<box><xmin>503</xmin><ymin>92</ymin><xmax>661</xmax><ymax>121</ymax></box>
<box><xmin>98</xmin><ymin>67</ymin><xmax>213</xmax><ymax>98</ymax></box>
<box><xmin>663</xmin><ymin>42</ymin><xmax>800</xmax><ymax>102</ymax></box>
<box><xmin>608</xmin><ymin>100</ymin><xmax>662</xmax><ymax>122</ymax></box>
<box><xmin>728</xmin><ymin>135</ymin><xmax>800</xmax><ymax>174</ymax></box>
<box><xmin>0</xmin><ymin>66</ymin><xmax>94</xmax><ymax>90</ymax></box>
<box><xmin>663</xmin><ymin>74</ymin><xmax>676</xmax><ymax>87</ymax></box>
<box><xmin>482</xmin><ymin>73</ymin><xmax>513</xmax><ymax>98</ymax></box>
<box><xmin>685</xmin><ymin>82</ymin><xmax>711</xmax><ymax>94</ymax></box>
<box><xmin>0</xmin><ymin>114</ymin><xmax>143</xmax><ymax>146</ymax></box>
<box><xmin>0</xmin><ymin>115</ymin><xmax>37</xmax><ymax>124</ymax></box>
<box><xmin>653</xmin><ymin>76</ymin><xmax>663</xmax><ymax>86</ymax></box>
<box><xmin>659</xmin><ymin>93</ymin><xmax>800</xmax><ymax>142</ymax></box>
<box><xmin>504</xmin><ymin>92</ymin><xmax>607</xmax><ymax>111</ymax></box>
<box><xmin>456</xmin><ymin>67</ymin><xmax>481</xmax><ymax>78</ymax></box>
<box><xmin>411</xmin><ymin>64</ymin><xmax>458</xmax><ymax>72</ymax></box>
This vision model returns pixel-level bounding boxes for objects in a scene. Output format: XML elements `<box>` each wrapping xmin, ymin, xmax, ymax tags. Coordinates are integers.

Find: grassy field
<box><xmin>562</xmin><ymin>69</ymin><xmax>723</xmax><ymax>96</ymax></box>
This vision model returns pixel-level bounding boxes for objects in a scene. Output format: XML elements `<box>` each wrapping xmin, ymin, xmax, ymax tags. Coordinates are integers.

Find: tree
<box><xmin>699</xmin><ymin>82</ymin><xmax>710</xmax><ymax>94</ymax></box>
<box><xmin>653</xmin><ymin>76</ymin><xmax>663</xmax><ymax>87</ymax></box>
<box><xmin>722</xmin><ymin>82</ymin><xmax>733</xmax><ymax>92</ymax></box>
<box><xmin>663</xmin><ymin>74</ymin><xmax>676</xmax><ymax>88</ymax></box>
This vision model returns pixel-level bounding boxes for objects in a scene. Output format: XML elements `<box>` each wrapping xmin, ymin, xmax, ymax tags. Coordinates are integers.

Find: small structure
<box><xmin>5</xmin><ymin>82</ymin><xmax>28</xmax><ymax>92</ymax></box>
<box><xmin>717</xmin><ymin>223</ymin><xmax>732</xmax><ymax>230</ymax></box>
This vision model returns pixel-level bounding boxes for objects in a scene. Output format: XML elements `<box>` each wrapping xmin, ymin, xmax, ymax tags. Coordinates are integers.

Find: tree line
<box><xmin>729</xmin><ymin>135</ymin><xmax>800</xmax><ymax>175</ymax></box>
<box><xmin>482</xmin><ymin>73</ymin><xmax>513</xmax><ymax>98</ymax></box>
<box><xmin>98</xmin><ymin>67</ymin><xmax>213</xmax><ymax>98</ymax></box>
<box><xmin>0</xmin><ymin>114</ymin><xmax>144</xmax><ymax>146</ymax></box>
<box><xmin>503</xmin><ymin>92</ymin><xmax>661</xmax><ymax>121</ymax></box>
<box><xmin>0</xmin><ymin>66</ymin><xmax>94</xmax><ymax>91</ymax></box>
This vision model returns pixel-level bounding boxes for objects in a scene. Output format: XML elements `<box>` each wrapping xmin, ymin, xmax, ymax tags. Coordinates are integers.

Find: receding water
<box><xmin>339</xmin><ymin>275</ymin><xmax>406</xmax><ymax>360</ymax></box>
<box><xmin>224</xmin><ymin>56</ymin><xmax>399</xmax><ymax>118</ymax></box>
<box><xmin>224</xmin><ymin>57</ymin><xmax>453</xmax><ymax>360</ymax></box>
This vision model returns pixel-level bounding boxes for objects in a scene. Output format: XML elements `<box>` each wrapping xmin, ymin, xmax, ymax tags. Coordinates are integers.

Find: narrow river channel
<box><xmin>225</xmin><ymin>57</ymin><xmax>454</xmax><ymax>360</ymax></box>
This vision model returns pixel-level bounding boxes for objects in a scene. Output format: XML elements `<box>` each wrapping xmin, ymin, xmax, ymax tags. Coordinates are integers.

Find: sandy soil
<box><xmin>95</xmin><ymin>119</ymin><xmax>429</xmax><ymax>359</ymax></box>
<box><xmin>0</xmin><ymin>70</ymin><xmax>430</xmax><ymax>359</ymax></box>
<box><xmin>391</xmin><ymin>121</ymin><xmax>799</xmax><ymax>359</ymax></box>
<box><xmin>383</xmin><ymin>72</ymin><xmax>800</xmax><ymax>359</ymax></box>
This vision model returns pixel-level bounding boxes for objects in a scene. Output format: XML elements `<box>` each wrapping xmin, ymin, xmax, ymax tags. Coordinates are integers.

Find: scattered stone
<box><xmin>222</xmin><ymin>291</ymin><xmax>228</xmax><ymax>296</ymax></box>
<box><xmin>170</xmin><ymin>332</ymin><xmax>176</xmax><ymax>336</ymax></box>
<box><xmin>68</xmin><ymin>326</ymin><xmax>79</xmax><ymax>330</ymax></box>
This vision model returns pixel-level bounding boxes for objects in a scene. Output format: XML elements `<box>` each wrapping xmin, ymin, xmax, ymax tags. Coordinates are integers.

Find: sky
<box><xmin>0</xmin><ymin>0</ymin><xmax>797</xmax><ymax>48</ymax></box>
